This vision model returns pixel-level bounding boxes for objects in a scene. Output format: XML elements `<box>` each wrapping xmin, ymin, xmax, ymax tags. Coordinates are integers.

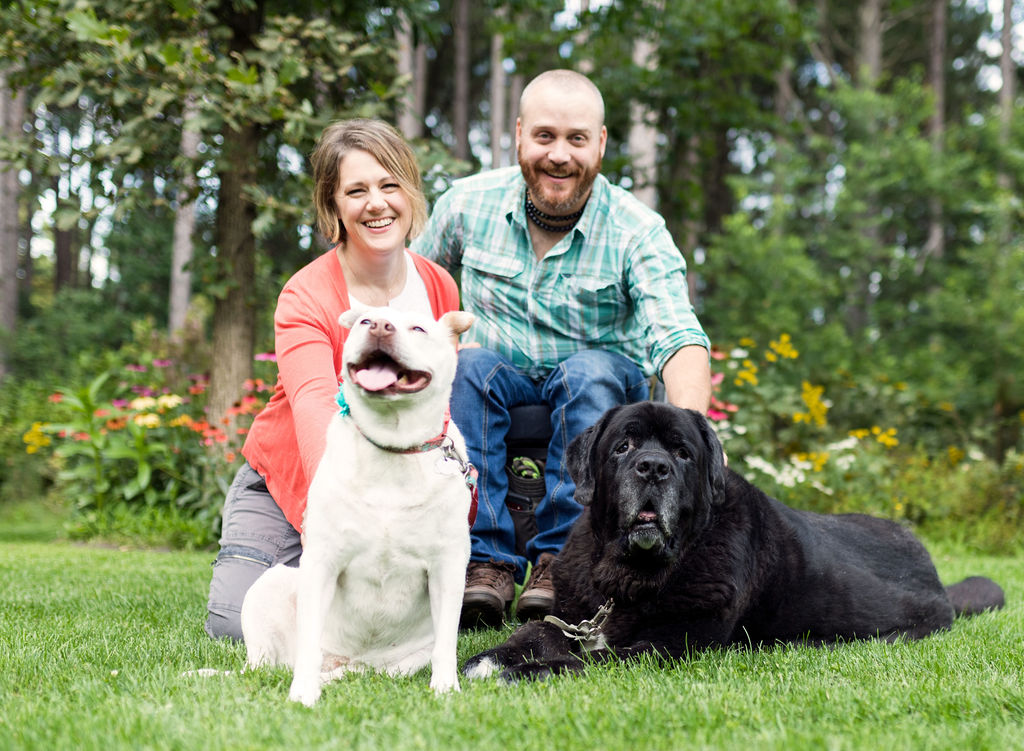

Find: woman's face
<box><xmin>334</xmin><ymin>149</ymin><xmax>412</xmax><ymax>256</ymax></box>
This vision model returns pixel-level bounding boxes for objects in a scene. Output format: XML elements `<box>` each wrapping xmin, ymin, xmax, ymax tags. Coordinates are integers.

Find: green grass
<box><xmin>1</xmin><ymin>517</ymin><xmax>1022</xmax><ymax>750</ymax></box>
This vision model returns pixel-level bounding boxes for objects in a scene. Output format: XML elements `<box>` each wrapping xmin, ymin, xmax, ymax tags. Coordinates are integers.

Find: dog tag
<box><xmin>434</xmin><ymin>456</ymin><xmax>461</xmax><ymax>476</ymax></box>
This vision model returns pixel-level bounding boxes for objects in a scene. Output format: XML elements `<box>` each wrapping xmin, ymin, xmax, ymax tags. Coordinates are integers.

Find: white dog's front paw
<box><xmin>288</xmin><ymin>677</ymin><xmax>322</xmax><ymax>707</ymax></box>
<box><xmin>429</xmin><ymin>672</ymin><xmax>460</xmax><ymax>694</ymax></box>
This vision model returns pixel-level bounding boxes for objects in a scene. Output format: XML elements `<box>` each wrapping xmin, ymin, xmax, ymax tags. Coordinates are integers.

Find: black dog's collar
<box><xmin>544</xmin><ymin>599</ymin><xmax>615</xmax><ymax>650</ymax></box>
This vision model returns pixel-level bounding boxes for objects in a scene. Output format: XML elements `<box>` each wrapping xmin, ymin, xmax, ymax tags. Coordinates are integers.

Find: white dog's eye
<box><xmin>411</xmin><ymin>325</ymin><xmax>426</xmax><ymax>334</ymax></box>
<box><xmin>359</xmin><ymin>318</ymin><xmax>372</xmax><ymax>326</ymax></box>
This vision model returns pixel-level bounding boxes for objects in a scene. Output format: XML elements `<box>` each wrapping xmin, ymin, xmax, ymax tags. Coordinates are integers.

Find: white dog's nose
<box><xmin>367</xmin><ymin>319</ymin><xmax>396</xmax><ymax>337</ymax></box>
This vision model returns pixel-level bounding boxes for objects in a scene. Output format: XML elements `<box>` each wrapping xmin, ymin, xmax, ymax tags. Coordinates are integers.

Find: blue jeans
<box><xmin>450</xmin><ymin>348</ymin><xmax>648</xmax><ymax>581</ymax></box>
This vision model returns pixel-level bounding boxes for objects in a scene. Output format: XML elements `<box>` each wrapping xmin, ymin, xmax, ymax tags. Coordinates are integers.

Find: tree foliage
<box><xmin>0</xmin><ymin>0</ymin><xmax>1021</xmax><ymax>470</ymax></box>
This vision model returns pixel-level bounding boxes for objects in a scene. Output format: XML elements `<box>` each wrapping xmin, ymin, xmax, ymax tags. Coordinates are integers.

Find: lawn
<box><xmin>1</xmin><ymin>507</ymin><xmax>1022</xmax><ymax>751</ymax></box>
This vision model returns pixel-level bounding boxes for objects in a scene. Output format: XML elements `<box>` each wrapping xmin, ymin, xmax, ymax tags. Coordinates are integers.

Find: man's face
<box><xmin>516</xmin><ymin>83</ymin><xmax>607</xmax><ymax>216</ymax></box>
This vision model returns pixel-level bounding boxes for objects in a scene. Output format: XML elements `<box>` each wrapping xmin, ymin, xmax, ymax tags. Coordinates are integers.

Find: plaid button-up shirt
<box><xmin>413</xmin><ymin>167</ymin><xmax>709</xmax><ymax>380</ymax></box>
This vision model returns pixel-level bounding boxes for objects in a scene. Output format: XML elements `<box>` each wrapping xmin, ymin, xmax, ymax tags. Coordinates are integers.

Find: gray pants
<box><xmin>204</xmin><ymin>462</ymin><xmax>302</xmax><ymax>641</ymax></box>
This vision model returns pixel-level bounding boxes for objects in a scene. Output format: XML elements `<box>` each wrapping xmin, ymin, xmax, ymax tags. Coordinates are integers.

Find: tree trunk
<box><xmin>857</xmin><ymin>0</ymin><xmax>883</xmax><ymax>85</ymax></box>
<box><xmin>628</xmin><ymin>29</ymin><xmax>658</xmax><ymax>209</ymax></box>
<box><xmin>396</xmin><ymin>10</ymin><xmax>422</xmax><ymax>140</ymax></box>
<box><xmin>489</xmin><ymin>26</ymin><xmax>506</xmax><ymax>169</ymax></box>
<box><xmin>169</xmin><ymin>94</ymin><xmax>199</xmax><ymax>337</ymax></box>
<box><xmin>998</xmin><ymin>0</ymin><xmax>1014</xmax><ymax>157</ymax></box>
<box><xmin>993</xmin><ymin>0</ymin><xmax>1019</xmax><ymax>460</ymax></box>
<box><xmin>0</xmin><ymin>74</ymin><xmax>24</xmax><ymax>379</ymax></box>
<box><xmin>206</xmin><ymin>121</ymin><xmax>259</xmax><ymax>426</ymax></box>
<box><xmin>452</xmin><ymin>0</ymin><xmax>471</xmax><ymax>161</ymax></box>
<box><xmin>509</xmin><ymin>73</ymin><xmax>524</xmax><ymax>147</ymax></box>
<box><xmin>846</xmin><ymin>0</ymin><xmax>886</xmax><ymax>336</ymax></box>
<box><xmin>920</xmin><ymin>0</ymin><xmax>946</xmax><ymax>272</ymax></box>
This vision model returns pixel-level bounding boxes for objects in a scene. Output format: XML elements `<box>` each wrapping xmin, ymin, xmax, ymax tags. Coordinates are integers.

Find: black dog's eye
<box><xmin>614</xmin><ymin>440</ymin><xmax>630</xmax><ymax>455</ymax></box>
<box><xmin>675</xmin><ymin>446</ymin><xmax>692</xmax><ymax>461</ymax></box>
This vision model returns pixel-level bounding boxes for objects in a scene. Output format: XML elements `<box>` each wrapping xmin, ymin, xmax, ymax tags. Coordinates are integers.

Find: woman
<box><xmin>205</xmin><ymin>119</ymin><xmax>460</xmax><ymax>640</ymax></box>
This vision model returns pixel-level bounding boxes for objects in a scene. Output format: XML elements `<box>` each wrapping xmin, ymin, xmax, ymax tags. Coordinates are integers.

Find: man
<box><xmin>412</xmin><ymin>69</ymin><xmax>711</xmax><ymax>628</ymax></box>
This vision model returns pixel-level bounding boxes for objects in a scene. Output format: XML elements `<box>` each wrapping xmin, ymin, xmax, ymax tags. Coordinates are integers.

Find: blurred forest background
<box><xmin>0</xmin><ymin>0</ymin><xmax>1021</xmax><ymax>550</ymax></box>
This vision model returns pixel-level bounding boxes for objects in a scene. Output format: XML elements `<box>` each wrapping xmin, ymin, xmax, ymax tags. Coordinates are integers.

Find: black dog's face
<box><xmin>567</xmin><ymin>403</ymin><xmax>726</xmax><ymax>564</ymax></box>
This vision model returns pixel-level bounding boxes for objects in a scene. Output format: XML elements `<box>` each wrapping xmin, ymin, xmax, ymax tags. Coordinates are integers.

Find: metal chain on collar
<box><xmin>543</xmin><ymin>599</ymin><xmax>615</xmax><ymax>651</ymax></box>
<box><xmin>441</xmin><ymin>436</ymin><xmax>479</xmax><ymax>507</ymax></box>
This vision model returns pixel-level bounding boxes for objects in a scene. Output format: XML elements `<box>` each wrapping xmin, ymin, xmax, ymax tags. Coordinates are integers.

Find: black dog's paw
<box><xmin>463</xmin><ymin>620</ymin><xmax>580</xmax><ymax>681</ymax></box>
<box><xmin>499</xmin><ymin>662</ymin><xmax>556</xmax><ymax>683</ymax></box>
<box><xmin>462</xmin><ymin>649</ymin><xmax>513</xmax><ymax>680</ymax></box>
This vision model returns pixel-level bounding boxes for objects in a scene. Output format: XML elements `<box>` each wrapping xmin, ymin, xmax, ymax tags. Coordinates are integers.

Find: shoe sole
<box><xmin>514</xmin><ymin>591</ymin><xmax>554</xmax><ymax>621</ymax></box>
<box><xmin>460</xmin><ymin>597</ymin><xmax>508</xmax><ymax>629</ymax></box>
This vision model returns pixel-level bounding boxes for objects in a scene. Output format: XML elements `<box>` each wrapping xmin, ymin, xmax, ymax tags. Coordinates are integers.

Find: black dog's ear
<box><xmin>691</xmin><ymin>410</ymin><xmax>726</xmax><ymax>505</ymax></box>
<box><xmin>566</xmin><ymin>421</ymin><xmax>602</xmax><ymax>506</ymax></box>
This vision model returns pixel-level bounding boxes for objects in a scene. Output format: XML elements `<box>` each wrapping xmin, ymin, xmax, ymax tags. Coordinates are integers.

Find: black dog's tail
<box><xmin>945</xmin><ymin>576</ymin><xmax>1005</xmax><ymax>617</ymax></box>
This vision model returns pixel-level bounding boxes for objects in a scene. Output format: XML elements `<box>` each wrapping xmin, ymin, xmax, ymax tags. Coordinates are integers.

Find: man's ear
<box><xmin>691</xmin><ymin>410</ymin><xmax>726</xmax><ymax>505</ymax></box>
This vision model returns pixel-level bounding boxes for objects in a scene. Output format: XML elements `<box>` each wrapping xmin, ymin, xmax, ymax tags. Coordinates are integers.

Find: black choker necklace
<box><xmin>525</xmin><ymin>193</ymin><xmax>584</xmax><ymax>233</ymax></box>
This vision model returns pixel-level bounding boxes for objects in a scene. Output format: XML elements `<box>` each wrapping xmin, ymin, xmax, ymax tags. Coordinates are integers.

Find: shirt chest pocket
<box><xmin>537</xmin><ymin>272</ymin><xmax>629</xmax><ymax>338</ymax></box>
<box><xmin>560</xmin><ymin>273</ymin><xmax>626</xmax><ymax>306</ymax></box>
<box><xmin>462</xmin><ymin>244</ymin><xmax>526</xmax><ymax>281</ymax></box>
<box><xmin>461</xmin><ymin>244</ymin><xmax>527</xmax><ymax>314</ymax></box>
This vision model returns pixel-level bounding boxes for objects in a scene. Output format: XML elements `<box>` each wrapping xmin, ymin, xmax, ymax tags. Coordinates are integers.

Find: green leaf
<box><xmin>66</xmin><ymin>8</ymin><xmax>108</xmax><ymax>42</ymax></box>
<box><xmin>161</xmin><ymin>43</ymin><xmax>183</xmax><ymax>66</ymax></box>
<box><xmin>226</xmin><ymin>65</ymin><xmax>259</xmax><ymax>86</ymax></box>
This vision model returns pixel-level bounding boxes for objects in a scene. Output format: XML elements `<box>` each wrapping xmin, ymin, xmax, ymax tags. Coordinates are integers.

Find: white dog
<box><xmin>240</xmin><ymin>306</ymin><xmax>476</xmax><ymax>706</ymax></box>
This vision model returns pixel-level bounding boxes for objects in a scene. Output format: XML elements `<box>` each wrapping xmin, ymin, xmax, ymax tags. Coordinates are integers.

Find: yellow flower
<box><xmin>22</xmin><ymin>422</ymin><xmax>51</xmax><ymax>454</ymax></box>
<box><xmin>130</xmin><ymin>396</ymin><xmax>157</xmax><ymax>411</ymax></box>
<box><xmin>133</xmin><ymin>413</ymin><xmax>161</xmax><ymax>428</ymax></box>
<box><xmin>739</xmin><ymin>337</ymin><xmax>756</xmax><ymax>348</ymax></box>
<box><xmin>947</xmin><ymin>446</ymin><xmax>965</xmax><ymax>466</ymax></box>
<box><xmin>168</xmin><ymin>415</ymin><xmax>194</xmax><ymax>428</ymax></box>
<box><xmin>875</xmin><ymin>427</ymin><xmax>899</xmax><ymax>448</ymax></box>
<box><xmin>769</xmin><ymin>333</ymin><xmax>799</xmax><ymax>360</ymax></box>
<box><xmin>938</xmin><ymin>402</ymin><xmax>955</xmax><ymax>413</ymax></box>
<box><xmin>157</xmin><ymin>394</ymin><xmax>184</xmax><ymax>410</ymax></box>
<box><xmin>792</xmin><ymin>381</ymin><xmax>828</xmax><ymax>427</ymax></box>
<box><xmin>849</xmin><ymin>428</ymin><xmax>870</xmax><ymax>440</ymax></box>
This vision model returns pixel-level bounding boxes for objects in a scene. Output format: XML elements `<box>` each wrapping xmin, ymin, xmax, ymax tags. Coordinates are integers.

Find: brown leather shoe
<box><xmin>515</xmin><ymin>552</ymin><xmax>556</xmax><ymax>621</ymax></box>
<box><xmin>461</xmin><ymin>560</ymin><xmax>515</xmax><ymax>629</ymax></box>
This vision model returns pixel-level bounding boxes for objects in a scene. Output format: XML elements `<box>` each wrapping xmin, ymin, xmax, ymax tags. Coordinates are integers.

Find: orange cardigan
<box><xmin>241</xmin><ymin>248</ymin><xmax>461</xmax><ymax>532</ymax></box>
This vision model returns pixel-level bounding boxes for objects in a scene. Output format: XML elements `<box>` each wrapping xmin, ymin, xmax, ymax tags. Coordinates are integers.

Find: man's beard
<box><xmin>518</xmin><ymin>152</ymin><xmax>600</xmax><ymax>216</ymax></box>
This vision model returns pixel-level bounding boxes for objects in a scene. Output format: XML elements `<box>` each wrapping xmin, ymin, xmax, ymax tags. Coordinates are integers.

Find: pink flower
<box><xmin>153</xmin><ymin>359</ymin><xmax>173</xmax><ymax>368</ymax></box>
<box><xmin>707</xmin><ymin>409</ymin><xmax>728</xmax><ymax>421</ymax></box>
<box><xmin>126</xmin><ymin>364</ymin><xmax>147</xmax><ymax>373</ymax></box>
<box><xmin>254</xmin><ymin>352</ymin><xmax>277</xmax><ymax>362</ymax></box>
<box><xmin>49</xmin><ymin>393</ymin><xmax>64</xmax><ymax>403</ymax></box>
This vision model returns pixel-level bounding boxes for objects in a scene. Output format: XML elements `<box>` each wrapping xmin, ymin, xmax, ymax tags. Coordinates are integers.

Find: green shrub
<box><xmin>24</xmin><ymin>349</ymin><xmax>277</xmax><ymax>549</ymax></box>
<box><xmin>0</xmin><ymin>377</ymin><xmax>58</xmax><ymax>505</ymax></box>
<box><xmin>709</xmin><ymin>333</ymin><xmax>1023</xmax><ymax>553</ymax></box>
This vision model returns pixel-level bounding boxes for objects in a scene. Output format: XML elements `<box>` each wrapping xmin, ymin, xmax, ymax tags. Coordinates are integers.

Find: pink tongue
<box><xmin>354</xmin><ymin>365</ymin><xmax>399</xmax><ymax>392</ymax></box>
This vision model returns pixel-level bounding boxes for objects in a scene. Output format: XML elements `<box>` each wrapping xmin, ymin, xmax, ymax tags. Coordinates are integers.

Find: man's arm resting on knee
<box><xmin>660</xmin><ymin>345</ymin><xmax>711</xmax><ymax>413</ymax></box>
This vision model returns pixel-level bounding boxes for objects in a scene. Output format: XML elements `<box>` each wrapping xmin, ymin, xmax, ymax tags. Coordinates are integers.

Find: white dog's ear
<box><xmin>339</xmin><ymin>307</ymin><xmax>368</xmax><ymax>329</ymax></box>
<box><xmin>439</xmin><ymin>310</ymin><xmax>475</xmax><ymax>337</ymax></box>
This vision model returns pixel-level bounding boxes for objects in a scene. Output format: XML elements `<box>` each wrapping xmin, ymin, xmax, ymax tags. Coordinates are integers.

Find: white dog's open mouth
<box><xmin>348</xmin><ymin>351</ymin><xmax>432</xmax><ymax>394</ymax></box>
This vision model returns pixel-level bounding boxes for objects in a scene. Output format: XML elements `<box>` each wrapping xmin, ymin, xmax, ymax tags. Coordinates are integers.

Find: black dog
<box><xmin>463</xmin><ymin>403</ymin><xmax>1004</xmax><ymax>681</ymax></box>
